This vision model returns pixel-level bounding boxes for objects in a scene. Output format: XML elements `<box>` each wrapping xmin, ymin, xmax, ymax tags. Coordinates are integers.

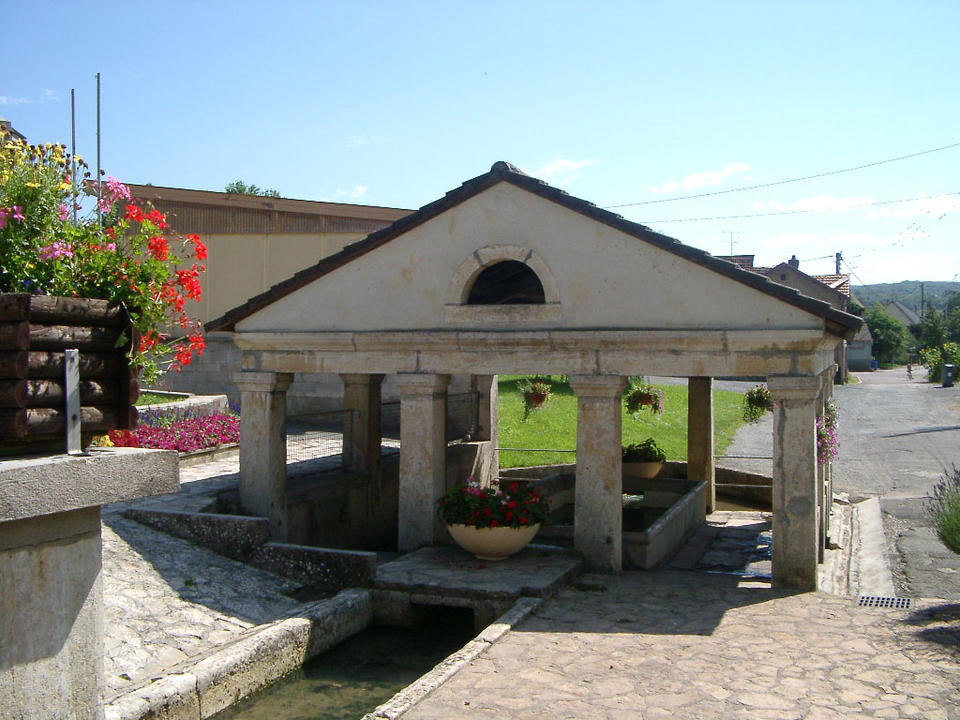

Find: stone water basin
<box><xmin>500</xmin><ymin>465</ymin><xmax>707</xmax><ymax>569</ymax></box>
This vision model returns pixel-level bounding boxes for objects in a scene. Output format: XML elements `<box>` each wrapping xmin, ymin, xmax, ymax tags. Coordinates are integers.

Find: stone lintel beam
<box><xmin>768</xmin><ymin>374</ymin><xmax>820</xmax><ymax>590</ymax></box>
<box><xmin>569</xmin><ymin>374</ymin><xmax>626</xmax><ymax>572</ymax></box>
<box><xmin>396</xmin><ymin>373</ymin><xmax>450</xmax><ymax>551</ymax></box>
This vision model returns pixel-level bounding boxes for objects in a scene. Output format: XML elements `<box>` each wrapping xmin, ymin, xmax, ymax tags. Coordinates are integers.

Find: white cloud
<box><xmin>41</xmin><ymin>89</ymin><xmax>57</xmax><ymax>102</ymax></box>
<box><xmin>866</xmin><ymin>193</ymin><xmax>960</xmax><ymax>220</ymax></box>
<box><xmin>349</xmin><ymin>134</ymin><xmax>386</xmax><ymax>146</ymax></box>
<box><xmin>525</xmin><ymin>158</ymin><xmax>593</xmax><ymax>187</ymax></box>
<box><xmin>329</xmin><ymin>185</ymin><xmax>368</xmax><ymax>200</ymax></box>
<box><xmin>765</xmin><ymin>195</ymin><xmax>876</xmax><ymax>214</ymax></box>
<box><xmin>0</xmin><ymin>95</ymin><xmax>31</xmax><ymax>106</ymax></box>
<box><xmin>650</xmin><ymin>162</ymin><xmax>751</xmax><ymax>194</ymax></box>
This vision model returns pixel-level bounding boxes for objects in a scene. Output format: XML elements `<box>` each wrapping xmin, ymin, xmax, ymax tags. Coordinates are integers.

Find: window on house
<box><xmin>780</xmin><ymin>273</ymin><xmax>787</xmax><ymax>281</ymax></box>
<box><xmin>466</xmin><ymin>260</ymin><xmax>546</xmax><ymax>305</ymax></box>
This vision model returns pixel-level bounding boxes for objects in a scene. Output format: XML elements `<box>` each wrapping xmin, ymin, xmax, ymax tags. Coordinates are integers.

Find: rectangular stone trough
<box><xmin>503</xmin><ymin>466</ymin><xmax>707</xmax><ymax>570</ymax></box>
<box><xmin>621</xmin><ymin>476</ymin><xmax>707</xmax><ymax>570</ymax></box>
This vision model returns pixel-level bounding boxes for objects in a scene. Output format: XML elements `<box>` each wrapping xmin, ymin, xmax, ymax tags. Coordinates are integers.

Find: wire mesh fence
<box><xmin>380</xmin><ymin>392</ymin><xmax>478</xmax><ymax>457</ymax></box>
<box><xmin>283</xmin><ymin>392</ymin><xmax>478</xmax><ymax>466</ymax></box>
<box><xmin>285</xmin><ymin>409</ymin><xmax>354</xmax><ymax>467</ymax></box>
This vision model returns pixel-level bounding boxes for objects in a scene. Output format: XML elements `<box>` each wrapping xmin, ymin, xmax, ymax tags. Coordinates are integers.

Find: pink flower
<box><xmin>39</xmin><ymin>241</ymin><xmax>74</xmax><ymax>260</ymax></box>
<box><xmin>11</xmin><ymin>206</ymin><xmax>24</xmax><ymax>221</ymax></box>
<box><xmin>58</xmin><ymin>203</ymin><xmax>70</xmax><ymax>221</ymax></box>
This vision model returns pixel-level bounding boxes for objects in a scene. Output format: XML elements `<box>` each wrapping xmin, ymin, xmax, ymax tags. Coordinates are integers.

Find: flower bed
<box><xmin>108</xmin><ymin>413</ymin><xmax>238</xmax><ymax>453</ymax></box>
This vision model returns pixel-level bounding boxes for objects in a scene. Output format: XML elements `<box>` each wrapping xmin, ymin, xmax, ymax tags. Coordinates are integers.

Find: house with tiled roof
<box><xmin>885</xmin><ymin>300</ymin><xmax>922</xmax><ymax>327</ymax></box>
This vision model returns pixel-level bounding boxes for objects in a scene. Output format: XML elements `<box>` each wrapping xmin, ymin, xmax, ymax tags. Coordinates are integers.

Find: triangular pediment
<box><xmin>209</xmin><ymin>163</ymin><xmax>860</xmax><ymax>340</ymax></box>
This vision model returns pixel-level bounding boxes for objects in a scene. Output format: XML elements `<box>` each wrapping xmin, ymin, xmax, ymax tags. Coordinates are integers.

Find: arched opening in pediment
<box><xmin>466</xmin><ymin>260</ymin><xmax>546</xmax><ymax>305</ymax></box>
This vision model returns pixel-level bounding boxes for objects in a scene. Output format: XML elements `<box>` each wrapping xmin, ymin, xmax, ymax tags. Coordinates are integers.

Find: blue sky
<box><xmin>3</xmin><ymin>1</ymin><xmax>959</xmax><ymax>285</ymax></box>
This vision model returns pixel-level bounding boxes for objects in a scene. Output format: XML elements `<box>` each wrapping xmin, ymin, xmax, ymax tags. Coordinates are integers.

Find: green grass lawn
<box><xmin>498</xmin><ymin>375</ymin><xmax>747</xmax><ymax>468</ymax></box>
<box><xmin>135</xmin><ymin>391</ymin><xmax>185</xmax><ymax>406</ymax></box>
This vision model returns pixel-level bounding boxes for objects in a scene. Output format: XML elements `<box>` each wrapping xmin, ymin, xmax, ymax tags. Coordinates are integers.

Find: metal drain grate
<box><xmin>858</xmin><ymin>595</ymin><xmax>911</xmax><ymax>610</ymax></box>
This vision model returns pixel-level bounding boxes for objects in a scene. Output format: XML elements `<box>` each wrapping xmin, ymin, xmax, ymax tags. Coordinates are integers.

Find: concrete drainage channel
<box><xmin>103</xmin><ymin>591</ymin><xmax>542</xmax><ymax>720</ymax></box>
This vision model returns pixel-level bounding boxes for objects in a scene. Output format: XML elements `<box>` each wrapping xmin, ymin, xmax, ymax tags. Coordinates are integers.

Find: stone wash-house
<box><xmin>207</xmin><ymin>162</ymin><xmax>862</xmax><ymax>590</ymax></box>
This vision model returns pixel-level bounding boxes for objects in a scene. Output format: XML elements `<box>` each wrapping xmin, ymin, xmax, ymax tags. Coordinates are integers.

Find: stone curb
<box><xmin>361</xmin><ymin>596</ymin><xmax>542</xmax><ymax>720</ymax></box>
<box><xmin>850</xmin><ymin>496</ymin><xmax>896</xmax><ymax>597</ymax></box>
<box><xmin>103</xmin><ymin>588</ymin><xmax>371</xmax><ymax>720</ymax></box>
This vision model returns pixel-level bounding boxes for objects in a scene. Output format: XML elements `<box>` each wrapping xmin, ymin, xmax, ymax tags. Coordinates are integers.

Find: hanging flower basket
<box><xmin>624</xmin><ymin>384</ymin><xmax>665</xmax><ymax>416</ymax></box>
<box><xmin>0</xmin><ymin>293</ymin><xmax>138</xmax><ymax>455</ymax></box>
<box><xmin>516</xmin><ymin>376</ymin><xmax>553</xmax><ymax>420</ymax></box>
<box><xmin>742</xmin><ymin>384</ymin><xmax>773</xmax><ymax>424</ymax></box>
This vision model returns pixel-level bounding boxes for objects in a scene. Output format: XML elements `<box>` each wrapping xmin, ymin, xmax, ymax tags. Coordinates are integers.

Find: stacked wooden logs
<box><xmin>0</xmin><ymin>293</ymin><xmax>138</xmax><ymax>454</ymax></box>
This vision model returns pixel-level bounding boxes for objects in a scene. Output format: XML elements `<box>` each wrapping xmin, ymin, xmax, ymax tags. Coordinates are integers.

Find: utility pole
<box><xmin>920</xmin><ymin>282</ymin><xmax>925</xmax><ymax>319</ymax></box>
<box><xmin>835</xmin><ymin>252</ymin><xmax>842</xmax><ymax>275</ymax></box>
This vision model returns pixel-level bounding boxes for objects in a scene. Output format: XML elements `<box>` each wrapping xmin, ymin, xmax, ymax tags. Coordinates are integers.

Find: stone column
<box><xmin>472</xmin><ymin>374</ymin><xmax>499</xmax><ymax>476</ymax></box>
<box><xmin>235</xmin><ymin>371</ymin><xmax>293</xmax><ymax>541</ymax></box>
<box><xmin>472</xmin><ymin>374</ymin><xmax>498</xmax><ymax>443</ymax></box>
<box><xmin>340</xmin><ymin>373</ymin><xmax>385</xmax><ymax>474</ymax></box>
<box><xmin>687</xmin><ymin>376</ymin><xmax>716</xmax><ymax>514</ymax></box>
<box><xmin>570</xmin><ymin>374</ymin><xmax>626</xmax><ymax>572</ymax></box>
<box><xmin>396</xmin><ymin>373</ymin><xmax>450</xmax><ymax>551</ymax></box>
<box><xmin>768</xmin><ymin>375</ymin><xmax>820</xmax><ymax>590</ymax></box>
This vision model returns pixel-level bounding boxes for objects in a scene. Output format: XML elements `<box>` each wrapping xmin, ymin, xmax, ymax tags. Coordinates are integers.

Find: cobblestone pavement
<box><xmin>402</xmin><ymin>570</ymin><xmax>960</xmax><ymax>720</ymax></box>
<box><xmin>101</xmin><ymin>514</ymin><xmax>302</xmax><ymax>698</ymax></box>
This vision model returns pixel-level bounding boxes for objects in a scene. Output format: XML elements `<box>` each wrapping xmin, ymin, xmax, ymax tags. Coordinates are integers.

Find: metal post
<box><xmin>65</xmin><ymin>349</ymin><xmax>81</xmax><ymax>454</ymax></box>
<box><xmin>96</xmin><ymin>72</ymin><xmax>102</xmax><ymax>227</ymax></box>
<box><xmin>70</xmin><ymin>89</ymin><xmax>77</xmax><ymax>224</ymax></box>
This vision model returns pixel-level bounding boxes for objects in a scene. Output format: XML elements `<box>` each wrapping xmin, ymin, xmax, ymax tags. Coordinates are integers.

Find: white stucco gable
<box><xmin>232</xmin><ymin>180</ymin><xmax>824</xmax><ymax>335</ymax></box>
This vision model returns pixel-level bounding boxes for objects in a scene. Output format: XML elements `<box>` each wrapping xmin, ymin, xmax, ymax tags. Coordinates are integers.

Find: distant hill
<box><xmin>852</xmin><ymin>281</ymin><xmax>960</xmax><ymax>313</ymax></box>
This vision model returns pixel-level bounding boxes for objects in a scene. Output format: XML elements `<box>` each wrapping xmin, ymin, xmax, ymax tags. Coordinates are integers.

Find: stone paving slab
<box><xmin>401</xmin><ymin>569</ymin><xmax>960</xmax><ymax>720</ymax></box>
<box><xmin>375</xmin><ymin>545</ymin><xmax>583</xmax><ymax>600</ymax></box>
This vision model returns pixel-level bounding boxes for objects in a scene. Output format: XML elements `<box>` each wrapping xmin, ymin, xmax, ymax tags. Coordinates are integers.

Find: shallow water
<box><xmin>212</xmin><ymin>612</ymin><xmax>474</xmax><ymax>720</ymax></box>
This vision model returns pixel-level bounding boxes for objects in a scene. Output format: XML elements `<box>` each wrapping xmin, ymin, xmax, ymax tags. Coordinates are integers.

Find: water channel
<box><xmin>212</xmin><ymin>608</ymin><xmax>475</xmax><ymax>720</ymax></box>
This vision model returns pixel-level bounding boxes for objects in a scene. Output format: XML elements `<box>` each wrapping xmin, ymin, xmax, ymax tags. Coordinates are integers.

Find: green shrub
<box><xmin>927</xmin><ymin>466</ymin><xmax>960</xmax><ymax>555</ymax></box>
<box><xmin>622</xmin><ymin>438</ymin><xmax>667</xmax><ymax>463</ymax></box>
<box><xmin>919</xmin><ymin>342</ymin><xmax>960</xmax><ymax>383</ymax></box>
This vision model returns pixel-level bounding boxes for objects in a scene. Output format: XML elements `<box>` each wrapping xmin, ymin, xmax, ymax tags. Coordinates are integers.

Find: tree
<box><xmin>945</xmin><ymin>291</ymin><xmax>960</xmax><ymax>343</ymax></box>
<box><xmin>920</xmin><ymin>302</ymin><xmax>948</xmax><ymax>349</ymax></box>
<box><xmin>864</xmin><ymin>303</ymin><xmax>909</xmax><ymax>364</ymax></box>
<box><xmin>224</xmin><ymin>180</ymin><xmax>280</xmax><ymax>198</ymax></box>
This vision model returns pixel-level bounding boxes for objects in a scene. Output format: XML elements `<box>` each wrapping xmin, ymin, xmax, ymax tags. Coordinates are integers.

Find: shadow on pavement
<box><xmin>516</xmin><ymin>569</ymin><xmax>800</xmax><ymax>637</ymax></box>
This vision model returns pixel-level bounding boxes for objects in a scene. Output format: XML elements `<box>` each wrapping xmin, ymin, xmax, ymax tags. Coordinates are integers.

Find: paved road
<box><xmin>833</xmin><ymin>367</ymin><xmax>960</xmax><ymax>599</ymax></box>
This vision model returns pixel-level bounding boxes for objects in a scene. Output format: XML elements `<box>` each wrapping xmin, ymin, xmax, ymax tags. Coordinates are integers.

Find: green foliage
<box><xmin>742</xmin><ymin>384</ymin><xmax>773</xmax><ymax>424</ymax></box>
<box><xmin>920</xmin><ymin>303</ymin><xmax>948</xmax><ymax>348</ymax></box>
<box><xmin>224</xmin><ymin>180</ymin><xmax>280</xmax><ymax>197</ymax></box>
<box><xmin>926</xmin><ymin>466</ymin><xmax>960</xmax><ymax>555</ymax></box>
<box><xmin>865</xmin><ymin>303</ymin><xmax>909</xmax><ymax>364</ymax></box>
<box><xmin>622</xmin><ymin>438</ymin><xmax>666</xmax><ymax>463</ymax></box>
<box><xmin>919</xmin><ymin>342</ymin><xmax>960</xmax><ymax>382</ymax></box>
<box><xmin>497</xmin><ymin>376</ymin><xmax>746</xmax><ymax>468</ymax></box>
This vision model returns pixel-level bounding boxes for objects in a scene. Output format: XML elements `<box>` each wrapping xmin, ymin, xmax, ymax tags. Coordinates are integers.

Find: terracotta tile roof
<box><xmin>814</xmin><ymin>274</ymin><xmax>851</xmax><ymax>296</ymax></box>
<box><xmin>206</xmin><ymin>161</ymin><xmax>863</xmax><ymax>339</ymax></box>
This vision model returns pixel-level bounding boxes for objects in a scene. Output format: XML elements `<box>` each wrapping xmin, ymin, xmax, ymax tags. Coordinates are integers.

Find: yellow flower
<box><xmin>25</xmin><ymin>181</ymin><xmax>40</xmax><ymax>188</ymax></box>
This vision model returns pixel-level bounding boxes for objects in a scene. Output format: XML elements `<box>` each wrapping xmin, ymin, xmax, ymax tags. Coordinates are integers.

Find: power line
<box><xmin>605</xmin><ymin>140</ymin><xmax>960</xmax><ymax>209</ymax></box>
<box><xmin>639</xmin><ymin>191</ymin><xmax>960</xmax><ymax>224</ymax></box>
